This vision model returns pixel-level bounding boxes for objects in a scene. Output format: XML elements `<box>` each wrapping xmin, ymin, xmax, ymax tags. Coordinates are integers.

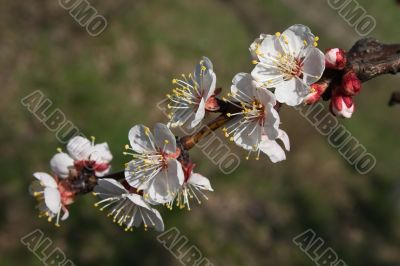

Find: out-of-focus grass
<box><xmin>0</xmin><ymin>0</ymin><xmax>399</xmax><ymax>265</ymax></box>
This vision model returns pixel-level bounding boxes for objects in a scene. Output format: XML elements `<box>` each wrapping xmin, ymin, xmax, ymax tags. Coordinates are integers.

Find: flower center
<box><xmin>275</xmin><ymin>53</ymin><xmax>303</xmax><ymax>80</ymax></box>
<box><xmin>240</xmin><ymin>99</ymin><xmax>265</xmax><ymax>125</ymax></box>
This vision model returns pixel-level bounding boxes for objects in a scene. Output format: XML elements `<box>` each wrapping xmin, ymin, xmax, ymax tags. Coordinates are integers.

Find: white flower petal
<box><xmin>251</xmin><ymin>63</ymin><xmax>284</xmax><ymax>86</ymax></box>
<box><xmin>255</xmin><ymin>87</ymin><xmax>276</xmax><ymax>107</ymax></box>
<box><xmin>128</xmin><ymin>200</ymin><xmax>164</xmax><ymax>232</ymax></box>
<box><xmin>61</xmin><ymin>208</ymin><xmax>69</xmax><ymax>221</ymax></box>
<box><xmin>274</xmin><ymin>78</ymin><xmax>308</xmax><ymax>106</ymax></box>
<box><xmin>153</xmin><ymin>123</ymin><xmax>177</xmax><ymax>153</ymax></box>
<box><xmin>168</xmin><ymin>108</ymin><xmax>195</xmax><ymax>128</ymax></box>
<box><xmin>282</xmin><ymin>24</ymin><xmax>315</xmax><ymax>57</ymax></box>
<box><xmin>33</xmin><ymin>172</ymin><xmax>57</xmax><ymax>188</ymax></box>
<box><xmin>249</xmin><ymin>34</ymin><xmax>269</xmax><ymax>60</ymax></box>
<box><xmin>233</xmin><ymin>121</ymin><xmax>262</xmax><ymax>150</ymax></box>
<box><xmin>148</xmin><ymin>208</ymin><xmax>164</xmax><ymax>232</ymax></box>
<box><xmin>128</xmin><ymin>195</ymin><xmax>164</xmax><ymax>231</ymax></box>
<box><xmin>188</xmin><ymin>173</ymin><xmax>213</xmax><ymax>191</ymax></box>
<box><xmin>67</xmin><ymin>136</ymin><xmax>92</xmax><ymax>160</ymax></box>
<box><xmin>263</xmin><ymin>104</ymin><xmax>280</xmax><ymax>139</ymax></box>
<box><xmin>259</xmin><ymin>137</ymin><xmax>286</xmax><ymax>163</ymax></box>
<box><xmin>277</xmin><ymin>129</ymin><xmax>290</xmax><ymax>151</ymax></box>
<box><xmin>232</xmin><ymin>73</ymin><xmax>255</xmax><ymax>98</ymax></box>
<box><xmin>91</xmin><ymin>143</ymin><xmax>113</xmax><ymax>163</ymax></box>
<box><xmin>94</xmin><ymin>178</ymin><xmax>127</xmax><ymax>198</ymax></box>
<box><xmin>195</xmin><ymin>57</ymin><xmax>216</xmax><ymax>100</ymax></box>
<box><xmin>189</xmin><ymin>98</ymin><xmax>206</xmax><ymax>129</ymax></box>
<box><xmin>128</xmin><ymin>194</ymin><xmax>152</xmax><ymax>209</ymax></box>
<box><xmin>258</xmin><ymin>34</ymin><xmax>283</xmax><ymax>60</ymax></box>
<box><xmin>50</xmin><ymin>153</ymin><xmax>74</xmax><ymax>178</ymax></box>
<box><xmin>128</xmin><ymin>125</ymin><xmax>156</xmax><ymax>153</ymax></box>
<box><xmin>302</xmin><ymin>47</ymin><xmax>325</xmax><ymax>84</ymax></box>
<box><xmin>145</xmin><ymin>159</ymin><xmax>184</xmax><ymax>204</ymax></box>
<box><xmin>44</xmin><ymin>187</ymin><xmax>61</xmax><ymax>214</ymax></box>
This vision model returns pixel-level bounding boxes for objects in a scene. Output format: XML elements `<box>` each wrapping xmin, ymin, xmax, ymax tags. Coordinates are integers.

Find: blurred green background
<box><xmin>1</xmin><ymin>0</ymin><xmax>399</xmax><ymax>265</ymax></box>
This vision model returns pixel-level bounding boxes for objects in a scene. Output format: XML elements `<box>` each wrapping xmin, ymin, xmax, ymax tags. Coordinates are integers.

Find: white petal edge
<box><xmin>33</xmin><ymin>172</ymin><xmax>57</xmax><ymax>188</ymax></box>
<box><xmin>44</xmin><ymin>187</ymin><xmax>61</xmax><ymax>214</ymax></box>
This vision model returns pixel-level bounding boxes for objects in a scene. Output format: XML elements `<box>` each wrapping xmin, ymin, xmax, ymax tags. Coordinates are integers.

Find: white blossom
<box><xmin>62</xmin><ymin>136</ymin><xmax>113</xmax><ymax>176</ymax></box>
<box><xmin>167</xmin><ymin>170</ymin><xmax>213</xmax><ymax>211</ymax></box>
<box><xmin>167</xmin><ymin>57</ymin><xmax>216</xmax><ymax>129</ymax></box>
<box><xmin>94</xmin><ymin>178</ymin><xmax>164</xmax><ymax>232</ymax></box>
<box><xmin>29</xmin><ymin>172</ymin><xmax>71</xmax><ymax>227</ymax></box>
<box><xmin>251</xmin><ymin>24</ymin><xmax>325</xmax><ymax>106</ymax></box>
<box><xmin>124</xmin><ymin>123</ymin><xmax>184</xmax><ymax>204</ymax></box>
<box><xmin>223</xmin><ymin>73</ymin><xmax>280</xmax><ymax>152</ymax></box>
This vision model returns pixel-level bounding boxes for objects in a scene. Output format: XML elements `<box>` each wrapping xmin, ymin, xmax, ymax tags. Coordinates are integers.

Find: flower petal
<box><xmin>233</xmin><ymin>121</ymin><xmax>262</xmax><ymax>150</ymax></box>
<box><xmin>91</xmin><ymin>143</ymin><xmax>113</xmax><ymax>163</ymax></box>
<box><xmin>145</xmin><ymin>159</ymin><xmax>184</xmax><ymax>204</ymax></box>
<box><xmin>128</xmin><ymin>125</ymin><xmax>156</xmax><ymax>153</ymax></box>
<box><xmin>255</xmin><ymin>87</ymin><xmax>276</xmax><ymax>107</ymax></box>
<box><xmin>61</xmin><ymin>207</ymin><xmax>69</xmax><ymax>221</ymax></box>
<box><xmin>231</xmin><ymin>73</ymin><xmax>256</xmax><ymax>98</ymax></box>
<box><xmin>127</xmin><ymin>196</ymin><xmax>164</xmax><ymax>231</ymax></box>
<box><xmin>168</xmin><ymin>108</ymin><xmax>195</xmax><ymax>128</ymax></box>
<box><xmin>153</xmin><ymin>123</ymin><xmax>177</xmax><ymax>153</ymax></box>
<box><xmin>277</xmin><ymin>129</ymin><xmax>290</xmax><ymax>151</ymax></box>
<box><xmin>189</xmin><ymin>98</ymin><xmax>206</xmax><ymax>129</ymax></box>
<box><xmin>94</xmin><ymin>178</ymin><xmax>127</xmax><ymax>198</ymax></box>
<box><xmin>50</xmin><ymin>153</ymin><xmax>74</xmax><ymax>178</ymax></box>
<box><xmin>259</xmin><ymin>137</ymin><xmax>286</xmax><ymax>163</ymax></box>
<box><xmin>195</xmin><ymin>57</ymin><xmax>216</xmax><ymax>100</ymax></box>
<box><xmin>251</xmin><ymin>63</ymin><xmax>284</xmax><ymax>86</ymax></box>
<box><xmin>258</xmin><ymin>34</ymin><xmax>283</xmax><ymax>60</ymax></box>
<box><xmin>263</xmin><ymin>104</ymin><xmax>280</xmax><ymax>139</ymax></box>
<box><xmin>249</xmin><ymin>34</ymin><xmax>268</xmax><ymax>60</ymax></box>
<box><xmin>274</xmin><ymin>78</ymin><xmax>308</xmax><ymax>106</ymax></box>
<box><xmin>67</xmin><ymin>136</ymin><xmax>92</xmax><ymax>160</ymax></box>
<box><xmin>282</xmin><ymin>24</ymin><xmax>315</xmax><ymax>57</ymax></box>
<box><xmin>33</xmin><ymin>172</ymin><xmax>57</xmax><ymax>188</ymax></box>
<box><xmin>302</xmin><ymin>47</ymin><xmax>325</xmax><ymax>85</ymax></box>
<box><xmin>44</xmin><ymin>187</ymin><xmax>61</xmax><ymax>214</ymax></box>
<box><xmin>188</xmin><ymin>173</ymin><xmax>213</xmax><ymax>191</ymax></box>
<box><xmin>128</xmin><ymin>194</ymin><xmax>152</xmax><ymax>209</ymax></box>
<box><xmin>148</xmin><ymin>208</ymin><xmax>164</xmax><ymax>232</ymax></box>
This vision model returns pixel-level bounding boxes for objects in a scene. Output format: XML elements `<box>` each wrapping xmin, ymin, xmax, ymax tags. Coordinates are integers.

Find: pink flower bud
<box><xmin>341</xmin><ymin>71</ymin><xmax>361</xmax><ymax>96</ymax></box>
<box><xmin>304</xmin><ymin>83</ymin><xmax>326</xmax><ymax>105</ymax></box>
<box><xmin>330</xmin><ymin>93</ymin><xmax>355</xmax><ymax>118</ymax></box>
<box><xmin>325</xmin><ymin>48</ymin><xmax>346</xmax><ymax>70</ymax></box>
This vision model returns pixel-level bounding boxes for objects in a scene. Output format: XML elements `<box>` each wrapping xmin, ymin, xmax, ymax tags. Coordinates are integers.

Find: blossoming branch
<box><xmin>29</xmin><ymin>24</ymin><xmax>400</xmax><ymax>232</ymax></box>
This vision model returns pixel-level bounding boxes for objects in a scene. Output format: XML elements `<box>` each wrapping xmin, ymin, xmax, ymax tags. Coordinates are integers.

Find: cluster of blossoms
<box><xmin>30</xmin><ymin>24</ymin><xmax>362</xmax><ymax>232</ymax></box>
<box><xmin>29</xmin><ymin>136</ymin><xmax>112</xmax><ymax>226</ymax></box>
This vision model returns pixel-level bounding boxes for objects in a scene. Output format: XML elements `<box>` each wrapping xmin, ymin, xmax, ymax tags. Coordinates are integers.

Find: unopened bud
<box><xmin>341</xmin><ymin>71</ymin><xmax>361</xmax><ymax>96</ymax></box>
<box><xmin>325</xmin><ymin>48</ymin><xmax>346</xmax><ymax>70</ymax></box>
<box><xmin>330</xmin><ymin>93</ymin><xmax>355</xmax><ymax>118</ymax></box>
